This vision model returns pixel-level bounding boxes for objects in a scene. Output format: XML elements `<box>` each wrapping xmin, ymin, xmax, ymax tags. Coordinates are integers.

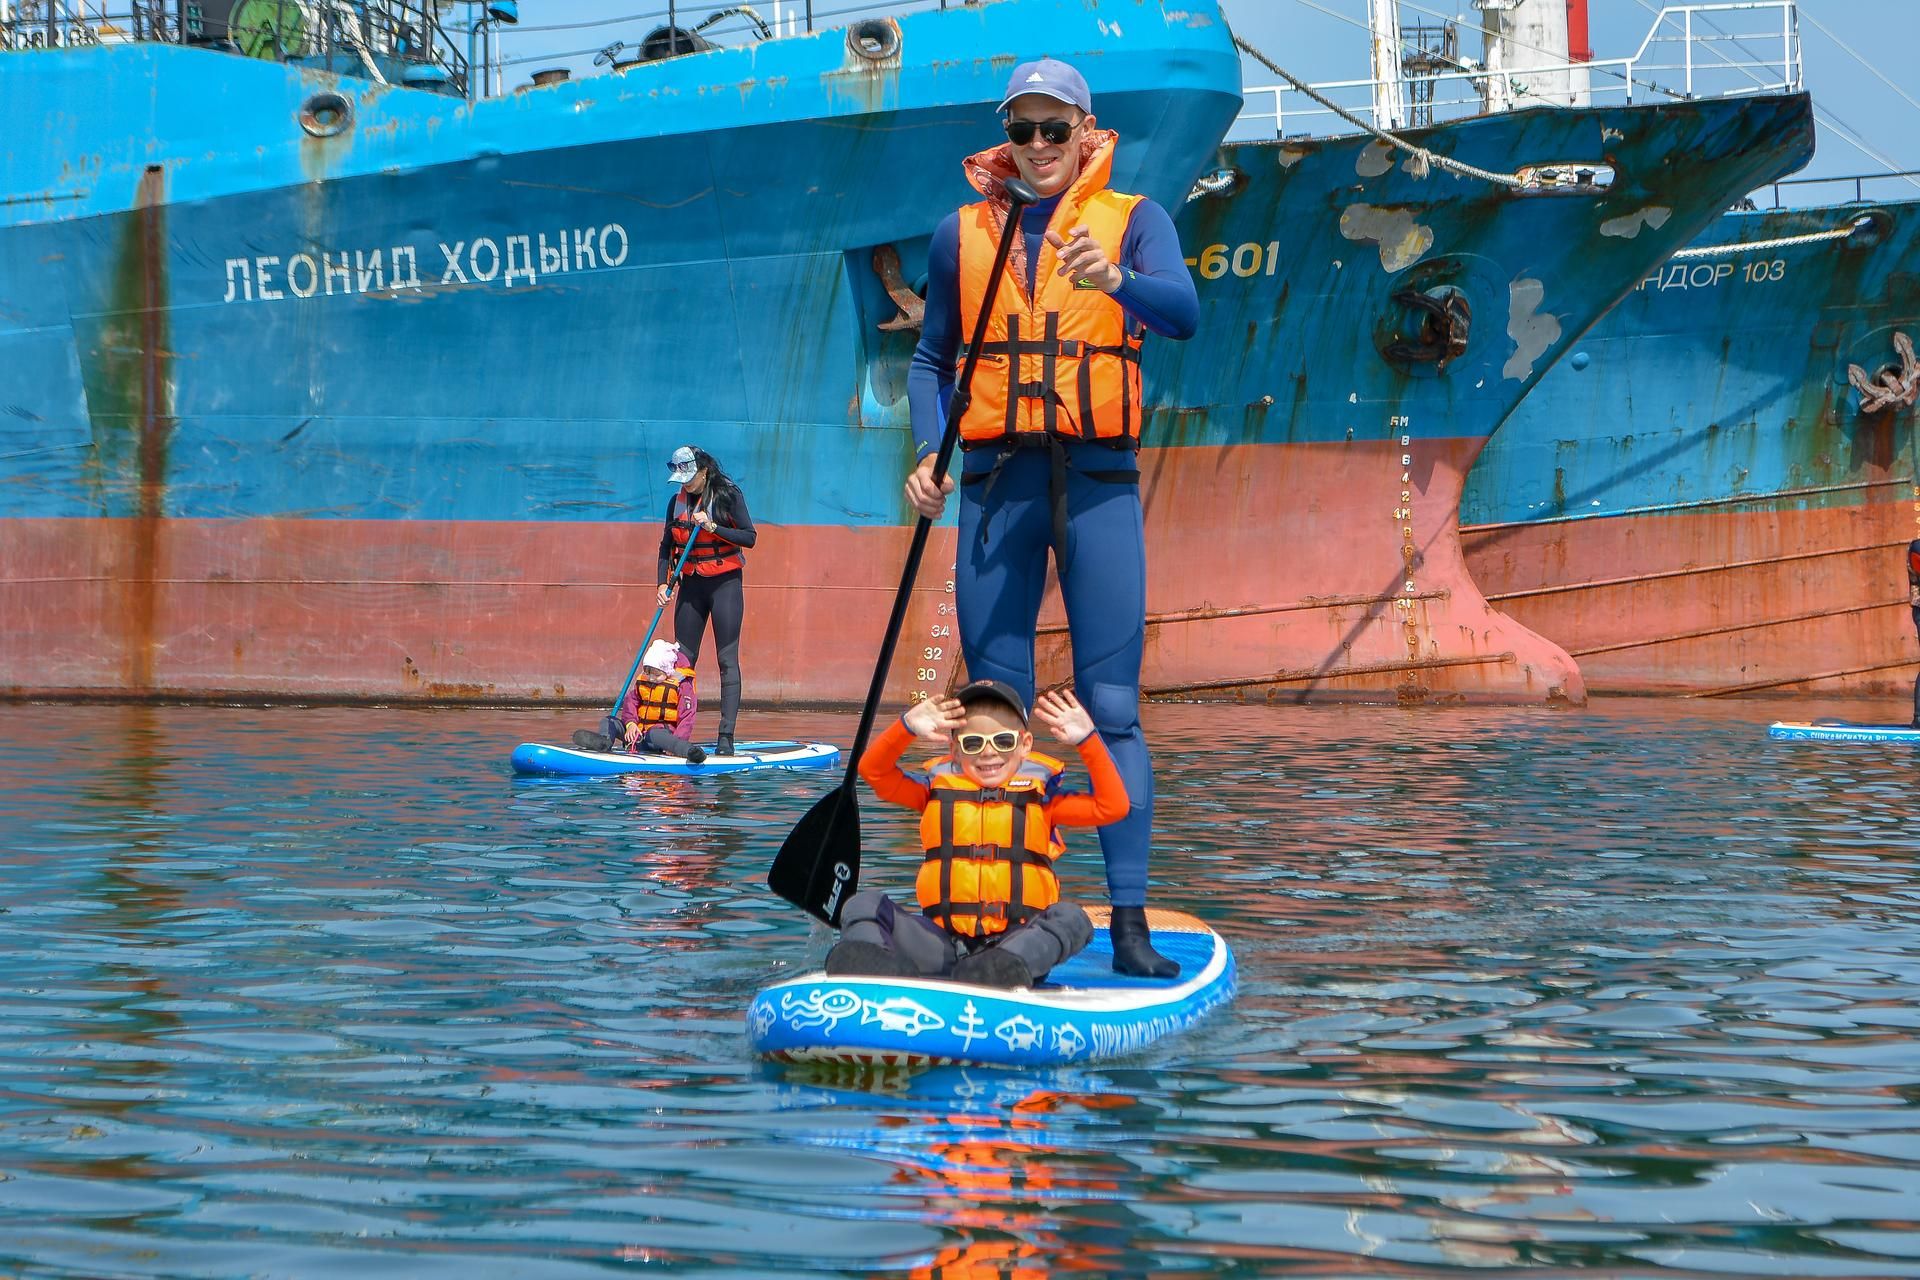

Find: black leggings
<box><xmin>675</xmin><ymin>569</ymin><xmax>743</xmax><ymax>736</ymax></box>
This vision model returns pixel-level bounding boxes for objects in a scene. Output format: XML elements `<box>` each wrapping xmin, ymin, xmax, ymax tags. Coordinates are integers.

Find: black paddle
<box><xmin>769</xmin><ymin>175</ymin><xmax>1040</xmax><ymax>925</ymax></box>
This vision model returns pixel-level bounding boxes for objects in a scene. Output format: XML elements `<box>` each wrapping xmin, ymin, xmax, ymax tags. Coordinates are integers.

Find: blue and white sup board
<box><xmin>511</xmin><ymin>739</ymin><xmax>839</xmax><ymax>777</ymax></box>
<box><xmin>748</xmin><ymin>908</ymin><xmax>1234</xmax><ymax>1068</ymax></box>
<box><xmin>1768</xmin><ymin>721</ymin><xmax>1920</xmax><ymax>743</ymax></box>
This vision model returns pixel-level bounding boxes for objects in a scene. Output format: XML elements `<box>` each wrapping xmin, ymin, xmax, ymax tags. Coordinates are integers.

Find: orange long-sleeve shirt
<box><xmin>858</xmin><ymin>716</ymin><xmax>1130</xmax><ymax>828</ymax></box>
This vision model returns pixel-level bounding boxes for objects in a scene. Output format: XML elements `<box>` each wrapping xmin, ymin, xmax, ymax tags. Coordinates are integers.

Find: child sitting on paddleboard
<box><xmin>828</xmin><ymin>679</ymin><xmax>1127</xmax><ymax>989</ymax></box>
<box><xmin>573</xmin><ymin>639</ymin><xmax>706</xmax><ymax>764</ymax></box>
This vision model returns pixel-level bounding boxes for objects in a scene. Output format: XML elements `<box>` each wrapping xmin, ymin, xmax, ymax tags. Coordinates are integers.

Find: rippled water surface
<box><xmin>2</xmin><ymin>698</ymin><xmax>1918</xmax><ymax>1277</ymax></box>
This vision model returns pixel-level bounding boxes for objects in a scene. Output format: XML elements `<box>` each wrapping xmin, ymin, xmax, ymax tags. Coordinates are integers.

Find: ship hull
<box><xmin>1462</xmin><ymin>199</ymin><xmax>1920</xmax><ymax>697</ymax></box>
<box><xmin>1112</xmin><ymin>92</ymin><xmax>1813</xmax><ymax>705</ymax></box>
<box><xmin>1</xmin><ymin>12</ymin><xmax>1815</xmax><ymax>705</ymax></box>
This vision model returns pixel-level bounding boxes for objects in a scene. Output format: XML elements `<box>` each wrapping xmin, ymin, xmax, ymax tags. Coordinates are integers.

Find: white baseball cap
<box><xmin>666</xmin><ymin>446</ymin><xmax>698</xmax><ymax>485</ymax></box>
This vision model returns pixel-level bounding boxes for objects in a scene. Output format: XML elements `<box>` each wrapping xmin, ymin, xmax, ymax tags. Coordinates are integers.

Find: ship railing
<box><xmin>1</xmin><ymin>0</ymin><xmax>478</xmax><ymax>97</ymax></box>
<box><xmin>0</xmin><ymin>0</ymin><xmax>185</xmax><ymax>49</ymax></box>
<box><xmin>1759</xmin><ymin>170</ymin><xmax>1920</xmax><ymax>209</ymax></box>
<box><xmin>490</xmin><ymin>1</ymin><xmax>974</xmax><ymax>85</ymax></box>
<box><xmin>1234</xmin><ymin>0</ymin><xmax>1801</xmax><ymax>140</ymax></box>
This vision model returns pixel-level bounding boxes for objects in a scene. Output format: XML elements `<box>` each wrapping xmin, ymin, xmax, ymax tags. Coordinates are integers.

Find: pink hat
<box><xmin>643</xmin><ymin>639</ymin><xmax>684</xmax><ymax>672</ymax></box>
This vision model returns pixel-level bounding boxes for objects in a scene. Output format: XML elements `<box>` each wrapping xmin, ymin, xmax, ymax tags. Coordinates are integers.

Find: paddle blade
<box><xmin>768</xmin><ymin>784</ymin><xmax>861</xmax><ymax>926</ymax></box>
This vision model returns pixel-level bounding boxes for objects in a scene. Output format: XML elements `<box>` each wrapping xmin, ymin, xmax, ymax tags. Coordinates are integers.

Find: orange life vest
<box><xmin>954</xmin><ymin>134</ymin><xmax>1144</xmax><ymax>450</ymax></box>
<box><xmin>910</xmin><ymin>1239</ymin><xmax>1046</xmax><ymax>1280</ymax></box>
<box><xmin>668</xmin><ymin>493</ymin><xmax>744</xmax><ymax>577</ymax></box>
<box><xmin>914</xmin><ymin>753</ymin><xmax>1066</xmax><ymax>938</ymax></box>
<box><xmin>626</xmin><ymin>674</ymin><xmax>684</xmax><ymax>727</ymax></box>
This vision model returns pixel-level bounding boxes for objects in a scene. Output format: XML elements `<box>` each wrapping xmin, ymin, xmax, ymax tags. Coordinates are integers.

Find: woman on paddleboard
<box><xmin>660</xmin><ymin>446</ymin><xmax>755</xmax><ymax>757</ymax></box>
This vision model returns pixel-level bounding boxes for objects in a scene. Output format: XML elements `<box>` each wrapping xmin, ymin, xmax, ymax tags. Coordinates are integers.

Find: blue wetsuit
<box><xmin>907</xmin><ymin>192</ymin><xmax>1196</xmax><ymax>911</ymax></box>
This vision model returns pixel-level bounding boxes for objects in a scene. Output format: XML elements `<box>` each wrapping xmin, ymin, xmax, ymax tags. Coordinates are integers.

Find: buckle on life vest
<box><xmin>958</xmin><ymin>342</ymin><xmax>1008</xmax><ymax>367</ymax></box>
<box><xmin>967</xmin><ymin>843</ymin><xmax>1003</xmax><ymax>864</ymax></box>
<box><xmin>1013</xmin><ymin>380</ymin><xmax>1047</xmax><ymax>401</ymax></box>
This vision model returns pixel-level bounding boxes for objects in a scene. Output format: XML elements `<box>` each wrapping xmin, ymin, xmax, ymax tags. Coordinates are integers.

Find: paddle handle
<box><xmin>607</xmin><ymin>490</ymin><xmax>709</xmax><ymax>721</ymax></box>
<box><xmin>836</xmin><ymin>182</ymin><xmax>1035</xmax><ymax>782</ymax></box>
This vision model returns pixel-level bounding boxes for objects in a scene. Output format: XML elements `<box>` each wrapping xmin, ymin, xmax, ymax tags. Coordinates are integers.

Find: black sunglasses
<box><xmin>1004</xmin><ymin>118</ymin><xmax>1075</xmax><ymax>146</ymax></box>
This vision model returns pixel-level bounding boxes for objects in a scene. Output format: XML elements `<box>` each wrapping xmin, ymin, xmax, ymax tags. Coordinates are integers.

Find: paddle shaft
<box><xmin>833</xmin><ymin>182</ymin><xmax>1037</xmax><ymax>785</ymax></box>
<box><xmin>607</xmin><ymin>489</ymin><xmax>709</xmax><ymax>721</ymax></box>
<box><xmin>767</xmin><ymin>178</ymin><xmax>1037</xmax><ymax>924</ymax></box>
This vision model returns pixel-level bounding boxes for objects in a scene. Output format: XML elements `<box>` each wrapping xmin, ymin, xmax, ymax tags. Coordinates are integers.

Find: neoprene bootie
<box><xmin>573</xmin><ymin>729</ymin><xmax>612</xmax><ymax>753</ymax></box>
<box><xmin>686</xmin><ymin>745</ymin><xmax>707</xmax><ymax>765</ymax></box>
<box><xmin>1108</xmin><ymin>906</ymin><xmax>1180</xmax><ymax>978</ymax></box>
<box><xmin>715</xmin><ymin>733</ymin><xmax>735</xmax><ymax>757</ymax></box>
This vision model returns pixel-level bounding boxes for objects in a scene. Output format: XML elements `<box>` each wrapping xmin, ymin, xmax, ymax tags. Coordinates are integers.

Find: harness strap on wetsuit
<box><xmin>962</xmin><ymin>442</ymin><xmax>1140</xmax><ymax>575</ymax></box>
<box><xmin>1049</xmin><ymin>435</ymin><xmax>1071</xmax><ymax>573</ymax></box>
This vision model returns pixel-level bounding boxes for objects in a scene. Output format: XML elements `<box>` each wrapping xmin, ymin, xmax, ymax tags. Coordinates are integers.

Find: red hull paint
<box><xmin>3</xmin><ymin>439</ymin><xmax>1584</xmax><ymax>706</ymax></box>
<box><xmin>0</xmin><ymin>515</ymin><xmax>963</xmax><ymax>703</ymax></box>
<box><xmin>1106</xmin><ymin>440</ymin><xmax>1583</xmax><ymax>704</ymax></box>
<box><xmin>1463</xmin><ymin>492</ymin><xmax>1920</xmax><ymax>696</ymax></box>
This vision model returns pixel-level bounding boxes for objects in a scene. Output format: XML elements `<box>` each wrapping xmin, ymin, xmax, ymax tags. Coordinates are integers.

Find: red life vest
<box><xmin>668</xmin><ymin>493</ymin><xmax>744</xmax><ymax>577</ymax></box>
<box><xmin>914</xmin><ymin>752</ymin><xmax>1066</xmax><ymax>939</ymax></box>
<box><xmin>953</xmin><ymin>132</ymin><xmax>1144</xmax><ymax>450</ymax></box>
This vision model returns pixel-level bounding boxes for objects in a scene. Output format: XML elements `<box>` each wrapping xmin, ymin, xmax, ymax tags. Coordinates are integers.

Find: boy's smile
<box><xmin>953</xmin><ymin>703</ymin><xmax>1032</xmax><ymax>788</ymax></box>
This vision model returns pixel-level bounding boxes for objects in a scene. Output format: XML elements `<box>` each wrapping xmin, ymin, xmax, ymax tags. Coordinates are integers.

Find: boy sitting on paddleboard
<box><xmin>573</xmin><ymin>639</ymin><xmax>707</xmax><ymax>764</ymax></box>
<box><xmin>829</xmin><ymin>679</ymin><xmax>1127</xmax><ymax>988</ymax></box>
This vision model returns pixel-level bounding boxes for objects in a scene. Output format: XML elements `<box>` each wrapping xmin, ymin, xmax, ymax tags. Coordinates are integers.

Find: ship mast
<box><xmin>1475</xmin><ymin>0</ymin><xmax>1591</xmax><ymax>112</ymax></box>
<box><xmin>1366</xmin><ymin>0</ymin><xmax>1409</xmax><ymax>130</ymax></box>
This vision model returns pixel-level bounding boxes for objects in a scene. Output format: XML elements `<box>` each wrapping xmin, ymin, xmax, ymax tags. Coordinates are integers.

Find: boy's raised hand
<box><xmin>903</xmin><ymin>694</ymin><xmax>967</xmax><ymax>743</ymax></box>
<box><xmin>1033</xmin><ymin>689</ymin><xmax>1094</xmax><ymax>745</ymax></box>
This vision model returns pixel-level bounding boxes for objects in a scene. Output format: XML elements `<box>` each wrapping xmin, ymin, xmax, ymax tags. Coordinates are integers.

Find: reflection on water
<box><xmin>0</xmin><ymin>698</ymin><xmax>1917</xmax><ymax>1276</ymax></box>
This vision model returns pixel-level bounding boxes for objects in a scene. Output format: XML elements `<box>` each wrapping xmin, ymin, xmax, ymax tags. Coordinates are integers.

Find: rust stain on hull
<box><xmin>105</xmin><ymin>165</ymin><xmax>175</xmax><ymax>693</ymax></box>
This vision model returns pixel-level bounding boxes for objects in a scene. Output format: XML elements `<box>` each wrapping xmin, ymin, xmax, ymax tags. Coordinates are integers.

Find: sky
<box><xmin>484</xmin><ymin>0</ymin><xmax>1919</xmax><ymax>204</ymax></box>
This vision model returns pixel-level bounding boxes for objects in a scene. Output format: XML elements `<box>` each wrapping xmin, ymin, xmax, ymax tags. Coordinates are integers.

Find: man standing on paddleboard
<box><xmin>901</xmin><ymin>58</ymin><xmax>1200</xmax><ymax>977</ymax></box>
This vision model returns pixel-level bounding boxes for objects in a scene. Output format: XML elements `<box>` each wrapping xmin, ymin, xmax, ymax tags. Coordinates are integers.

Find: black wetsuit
<box><xmin>659</xmin><ymin>489</ymin><xmax>755</xmax><ymax>740</ymax></box>
<box><xmin>1907</xmin><ymin>539</ymin><xmax>1919</xmax><ymax>726</ymax></box>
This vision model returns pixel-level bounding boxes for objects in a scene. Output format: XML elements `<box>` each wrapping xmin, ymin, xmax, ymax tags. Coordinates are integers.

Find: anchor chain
<box><xmin>1848</xmin><ymin>332</ymin><xmax>1919</xmax><ymax>414</ymax></box>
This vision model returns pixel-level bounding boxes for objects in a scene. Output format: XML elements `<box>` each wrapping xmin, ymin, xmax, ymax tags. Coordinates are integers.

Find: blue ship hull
<box><xmin>0</xmin><ymin>2</ymin><xmax>1816</xmax><ymax>706</ymax></box>
<box><xmin>1463</xmin><ymin>198</ymin><xmax>1920</xmax><ymax>696</ymax></box>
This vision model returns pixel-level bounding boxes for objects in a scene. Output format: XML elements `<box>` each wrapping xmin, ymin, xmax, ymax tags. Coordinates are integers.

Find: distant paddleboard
<box><xmin>749</xmin><ymin>908</ymin><xmax>1234</xmax><ymax>1068</ymax></box>
<box><xmin>511</xmin><ymin>740</ymin><xmax>839</xmax><ymax>777</ymax></box>
<box><xmin>1768</xmin><ymin>721</ymin><xmax>1920</xmax><ymax>743</ymax></box>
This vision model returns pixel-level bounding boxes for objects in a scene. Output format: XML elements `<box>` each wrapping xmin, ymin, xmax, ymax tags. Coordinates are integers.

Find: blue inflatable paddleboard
<box><xmin>511</xmin><ymin>739</ymin><xmax>839</xmax><ymax>777</ymax></box>
<box><xmin>1768</xmin><ymin>721</ymin><xmax>1920</xmax><ymax>743</ymax></box>
<box><xmin>748</xmin><ymin>908</ymin><xmax>1234</xmax><ymax>1068</ymax></box>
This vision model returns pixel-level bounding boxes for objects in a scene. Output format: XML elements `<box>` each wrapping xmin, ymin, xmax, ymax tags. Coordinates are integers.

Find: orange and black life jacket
<box><xmin>627</xmin><ymin>675</ymin><xmax>683</xmax><ymax>727</ymax></box>
<box><xmin>953</xmin><ymin>132</ymin><xmax>1144</xmax><ymax>451</ymax></box>
<box><xmin>668</xmin><ymin>493</ymin><xmax>744</xmax><ymax>577</ymax></box>
<box><xmin>914</xmin><ymin>753</ymin><xmax>1066</xmax><ymax>938</ymax></box>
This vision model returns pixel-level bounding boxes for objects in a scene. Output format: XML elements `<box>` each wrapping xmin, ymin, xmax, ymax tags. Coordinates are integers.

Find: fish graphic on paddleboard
<box><xmin>994</xmin><ymin>1013</ymin><xmax>1043</xmax><ymax>1052</ymax></box>
<box><xmin>859</xmin><ymin>997</ymin><xmax>944</xmax><ymax>1037</ymax></box>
